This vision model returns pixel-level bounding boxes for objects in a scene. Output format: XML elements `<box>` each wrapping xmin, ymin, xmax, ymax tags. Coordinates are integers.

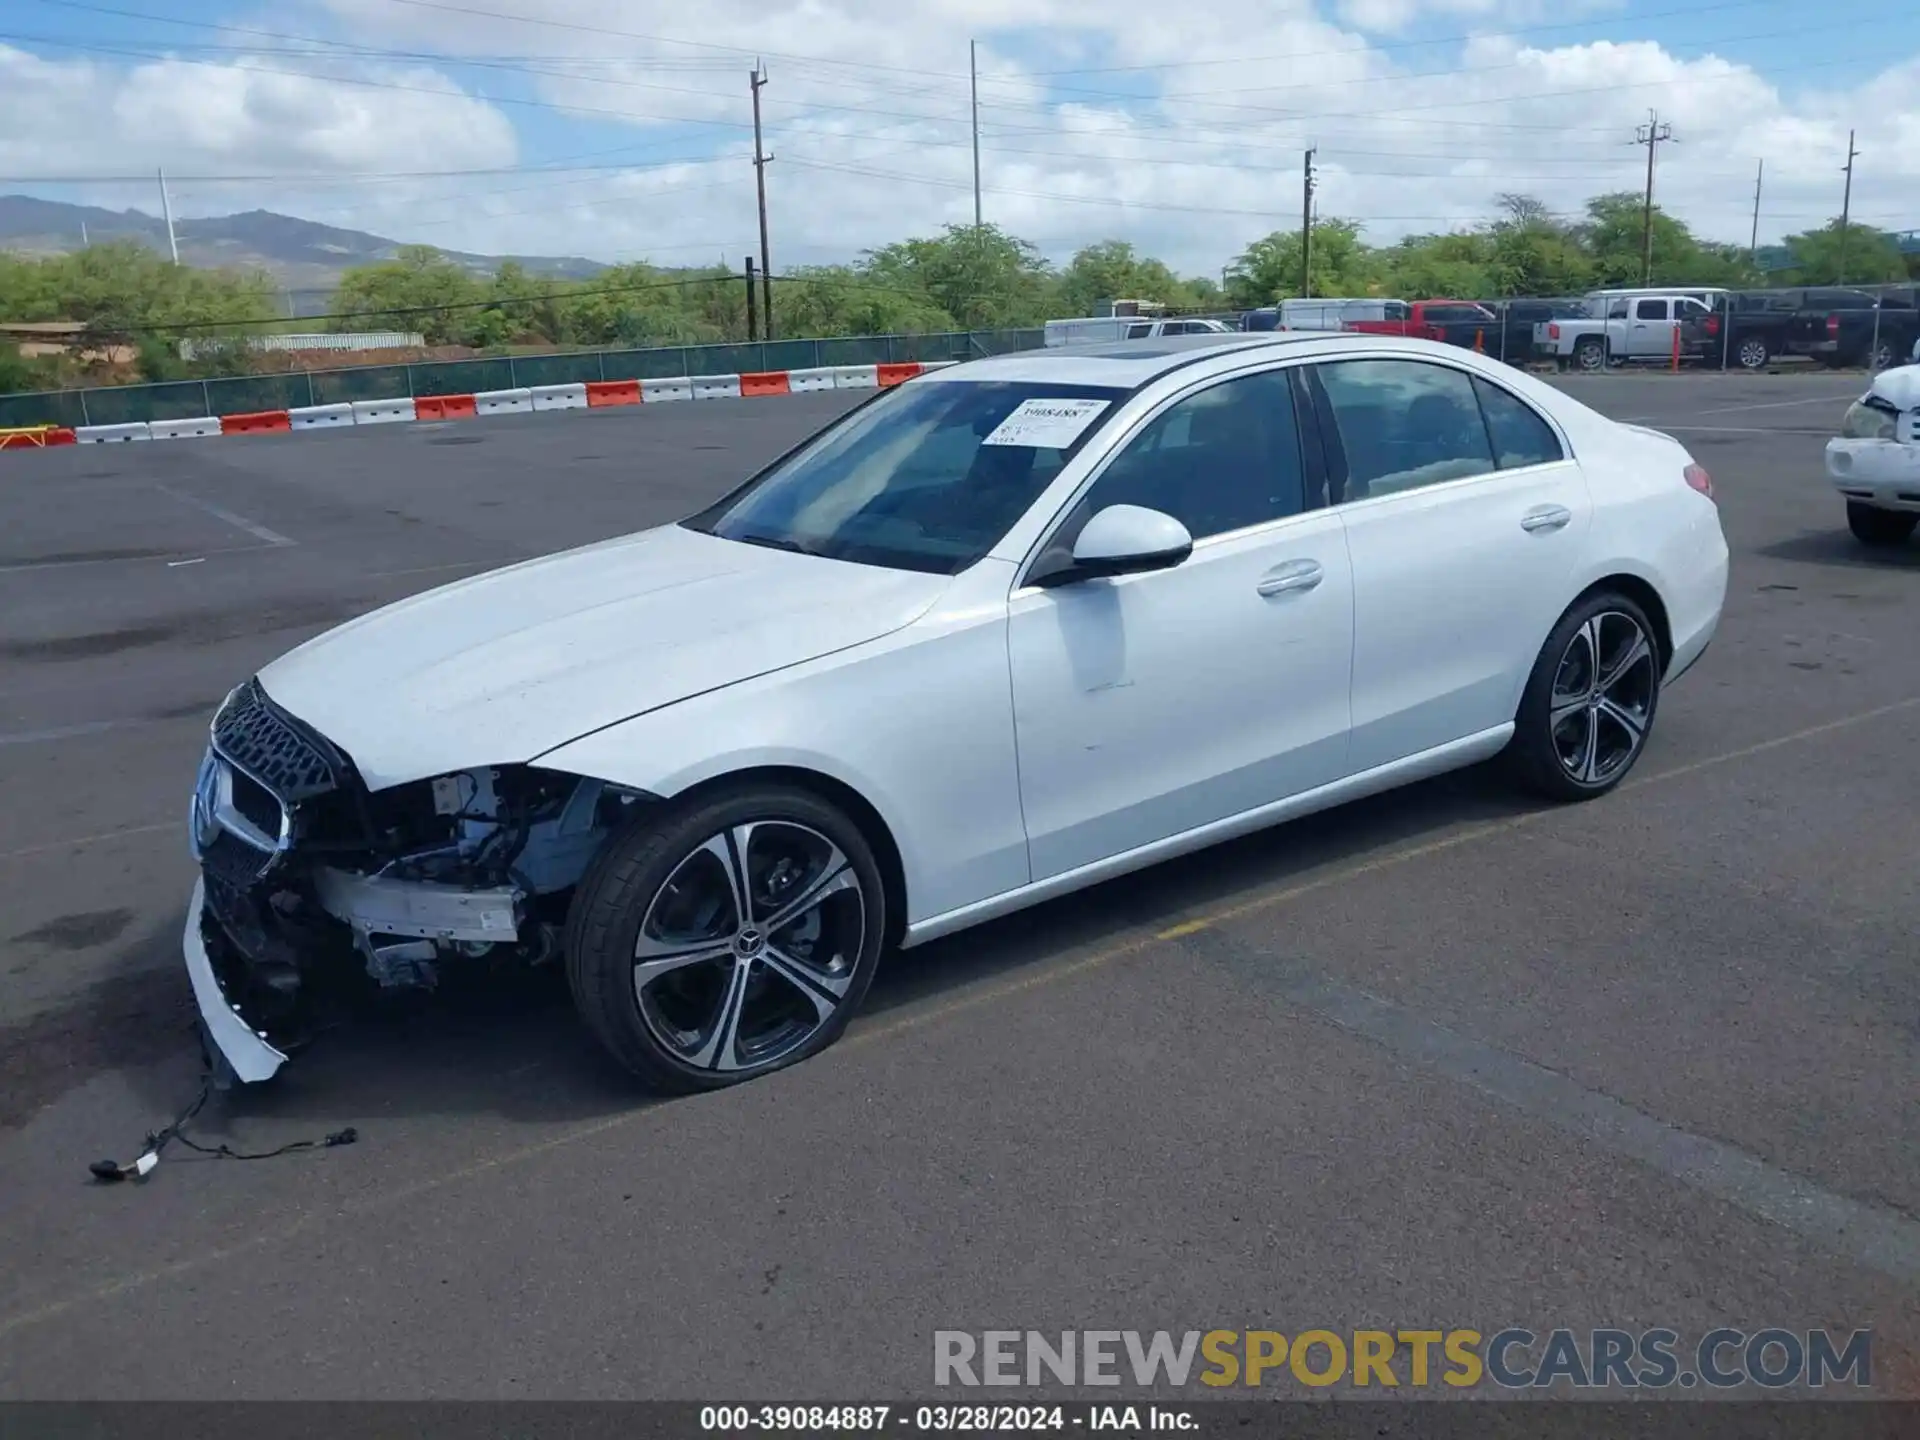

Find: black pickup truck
<box><xmin>1679</xmin><ymin>288</ymin><xmax>1918</xmax><ymax>370</ymax></box>
<box><xmin>1785</xmin><ymin>290</ymin><xmax>1917</xmax><ymax>369</ymax></box>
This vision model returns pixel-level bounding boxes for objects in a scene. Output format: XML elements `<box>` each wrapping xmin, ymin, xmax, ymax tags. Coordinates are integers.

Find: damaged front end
<box><xmin>186</xmin><ymin>678</ymin><xmax>639</xmax><ymax>1081</ymax></box>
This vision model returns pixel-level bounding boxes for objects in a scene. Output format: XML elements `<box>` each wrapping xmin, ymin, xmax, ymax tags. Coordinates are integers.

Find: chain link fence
<box><xmin>0</xmin><ymin>327</ymin><xmax>1045</xmax><ymax>430</ymax></box>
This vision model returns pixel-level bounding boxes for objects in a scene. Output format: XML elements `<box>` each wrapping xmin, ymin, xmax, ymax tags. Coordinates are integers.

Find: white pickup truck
<box><xmin>1533</xmin><ymin>293</ymin><xmax>1715</xmax><ymax>372</ymax></box>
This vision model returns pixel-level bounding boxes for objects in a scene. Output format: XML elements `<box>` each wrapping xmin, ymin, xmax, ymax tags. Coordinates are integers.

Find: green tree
<box><xmin>1576</xmin><ymin>193</ymin><xmax>1709</xmax><ymax>287</ymax></box>
<box><xmin>1224</xmin><ymin>220</ymin><xmax>1374</xmax><ymax>307</ymax></box>
<box><xmin>862</xmin><ymin>224</ymin><xmax>1056</xmax><ymax>328</ymax></box>
<box><xmin>1056</xmin><ymin>240</ymin><xmax>1186</xmax><ymax>315</ymax></box>
<box><xmin>1779</xmin><ymin>220</ymin><xmax>1907</xmax><ymax>286</ymax></box>
<box><xmin>773</xmin><ymin>265</ymin><xmax>956</xmax><ymax>337</ymax></box>
<box><xmin>331</xmin><ymin>245</ymin><xmax>482</xmax><ymax>344</ymax></box>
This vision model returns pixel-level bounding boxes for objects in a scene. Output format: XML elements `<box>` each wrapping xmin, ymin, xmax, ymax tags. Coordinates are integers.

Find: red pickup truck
<box><xmin>1344</xmin><ymin>299</ymin><xmax>1499</xmax><ymax>347</ymax></box>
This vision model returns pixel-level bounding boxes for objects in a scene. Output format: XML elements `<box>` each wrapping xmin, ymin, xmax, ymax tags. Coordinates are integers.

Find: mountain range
<box><xmin>0</xmin><ymin>195</ymin><xmax>607</xmax><ymax>312</ymax></box>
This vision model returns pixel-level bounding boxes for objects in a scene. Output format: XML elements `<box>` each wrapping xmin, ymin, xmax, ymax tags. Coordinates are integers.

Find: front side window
<box><xmin>1036</xmin><ymin>369</ymin><xmax>1307</xmax><ymax>568</ymax></box>
<box><xmin>1313</xmin><ymin>359</ymin><xmax>1495</xmax><ymax>501</ymax></box>
<box><xmin>685</xmin><ymin>380</ymin><xmax>1126</xmax><ymax>575</ymax></box>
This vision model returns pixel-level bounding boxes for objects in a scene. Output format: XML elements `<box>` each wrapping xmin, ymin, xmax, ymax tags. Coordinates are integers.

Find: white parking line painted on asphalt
<box><xmin>0</xmin><ymin>542</ymin><xmax>275</xmax><ymax>576</ymax></box>
<box><xmin>1187</xmin><ymin>930</ymin><xmax>1920</xmax><ymax>1285</ymax></box>
<box><xmin>152</xmin><ymin>485</ymin><xmax>296</xmax><ymax>548</ymax></box>
<box><xmin>1625</xmin><ymin>393</ymin><xmax>1860</xmax><ymax>422</ymax></box>
<box><xmin>0</xmin><ymin>719</ymin><xmax>129</xmax><ymax>746</ymax></box>
<box><xmin>0</xmin><ymin>820</ymin><xmax>176</xmax><ymax>862</ymax></box>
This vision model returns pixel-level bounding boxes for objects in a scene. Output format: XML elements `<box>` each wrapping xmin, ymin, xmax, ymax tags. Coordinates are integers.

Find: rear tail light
<box><xmin>1705</xmin><ymin>316</ymin><xmax>1720</xmax><ymax>336</ymax></box>
<box><xmin>1827</xmin><ymin>316</ymin><xmax>1841</xmax><ymax>336</ymax></box>
<box><xmin>1683</xmin><ymin>463</ymin><xmax>1714</xmax><ymax>500</ymax></box>
<box><xmin>1548</xmin><ymin>323</ymin><xmax>1561</xmax><ymax>340</ymax></box>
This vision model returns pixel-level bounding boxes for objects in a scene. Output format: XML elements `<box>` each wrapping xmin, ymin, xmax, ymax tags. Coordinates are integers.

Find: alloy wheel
<box><xmin>1738</xmin><ymin>340</ymin><xmax>1767</xmax><ymax>370</ymax></box>
<box><xmin>631</xmin><ymin>821</ymin><xmax>864</xmax><ymax>1073</ymax></box>
<box><xmin>1549</xmin><ymin>611</ymin><xmax>1658</xmax><ymax>786</ymax></box>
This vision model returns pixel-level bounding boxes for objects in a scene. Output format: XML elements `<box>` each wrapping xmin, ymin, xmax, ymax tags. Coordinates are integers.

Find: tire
<box><xmin>1847</xmin><ymin>502</ymin><xmax>1918</xmax><ymax>548</ymax></box>
<box><xmin>1506</xmin><ymin>592</ymin><xmax>1662</xmax><ymax>802</ymax></box>
<box><xmin>1573</xmin><ymin>337</ymin><xmax>1607</xmax><ymax>373</ymax></box>
<box><xmin>565</xmin><ymin>782</ymin><xmax>887</xmax><ymax>1093</ymax></box>
<box><xmin>1870</xmin><ymin>340</ymin><xmax>1897</xmax><ymax>372</ymax></box>
<box><xmin>1735</xmin><ymin>337</ymin><xmax>1769</xmax><ymax>371</ymax></box>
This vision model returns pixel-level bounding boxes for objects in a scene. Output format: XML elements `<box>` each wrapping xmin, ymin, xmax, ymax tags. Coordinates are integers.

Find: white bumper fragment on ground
<box><xmin>183</xmin><ymin>878</ymin><xmax>288</xmax><ymax>1084</ymax></box>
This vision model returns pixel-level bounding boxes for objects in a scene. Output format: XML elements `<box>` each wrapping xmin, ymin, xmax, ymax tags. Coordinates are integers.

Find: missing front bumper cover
<box><xmin>184</xmin><ymin>879</ymin><xmax>289</xmax><ymax>1084</ymax></box>
<box><xmin>313</xmin><ymin>867</ymin><xmax>522</xmax><ymax>943</ymax></box>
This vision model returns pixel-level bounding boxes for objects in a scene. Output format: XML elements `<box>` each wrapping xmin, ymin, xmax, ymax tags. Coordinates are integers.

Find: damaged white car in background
<box><xmin>185</xmin><ymin>333</ymin><xmax>1727</xmax><ymax>1095</ymax></box>
<box><xmin>1827</xmin><ymin>365</ymin><xmax>1920</xmax><ymax>548</ymax></box>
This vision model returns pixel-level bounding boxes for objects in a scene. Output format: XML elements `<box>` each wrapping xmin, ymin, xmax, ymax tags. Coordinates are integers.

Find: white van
<box><xmin>1043</xmin><ymin>316</ymin><xmax>1235</xmax><ymax>347</ymax></box>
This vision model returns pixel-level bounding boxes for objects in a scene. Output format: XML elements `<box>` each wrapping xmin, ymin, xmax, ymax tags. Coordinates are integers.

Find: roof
<box><xmin>922</xmin><ymin>333</ymin><xmax>1320</xmax><ymax>388</ymax></box>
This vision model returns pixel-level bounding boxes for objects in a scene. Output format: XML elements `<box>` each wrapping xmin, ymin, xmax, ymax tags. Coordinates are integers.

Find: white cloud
<box><xmin>5</xmin><ymin>2</ymin><xmax>1917</xmax><ymax>278</ymax></box>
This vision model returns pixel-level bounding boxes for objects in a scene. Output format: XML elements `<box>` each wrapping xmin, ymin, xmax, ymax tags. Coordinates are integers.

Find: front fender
<box><xmin>532</xmin><ymin>587</ymin><xmax>1032</xmax><ymax>927</ymax></box>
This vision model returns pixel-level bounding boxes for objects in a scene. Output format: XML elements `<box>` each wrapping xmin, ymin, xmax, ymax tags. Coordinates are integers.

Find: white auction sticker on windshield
<box><xmin>981</xmin><ymin>398</ymin><xmax>1110</xmax><ymax>449</ymax></box>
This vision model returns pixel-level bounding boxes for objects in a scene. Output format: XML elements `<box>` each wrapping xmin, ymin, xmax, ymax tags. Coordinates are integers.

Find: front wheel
<box><xmin>565</xmin><ymin>784</ymin><xmax>887</xmax><ymax>1092</ymax></box>
<box><xmin>1506</xmin><ymin>594</ymin><xmax>1662</xmax><ymax>802</ymax></box>
<box><xmin>1847</xmin><ymin>502</ymin><xmax>1918</xmax><ymax>547</ymax></box>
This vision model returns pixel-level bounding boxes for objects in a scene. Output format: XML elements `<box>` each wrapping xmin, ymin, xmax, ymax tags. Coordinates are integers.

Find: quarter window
<box><xmin>1472</xmin><ymin>376</ymin><xmax>1564</xmax><ymax>469</ymax></box>
<box><xmin>1312</xmin><ymin>360</ymin><xmax>1495</xmax><ymax>501</ymax></box>
<box><xmin>1052</xmin><ymin>369</ymin><xmax>1307</xmax><ymax>551</ymax></box>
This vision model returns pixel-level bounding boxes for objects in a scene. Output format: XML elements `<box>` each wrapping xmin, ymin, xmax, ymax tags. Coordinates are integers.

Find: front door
<box><xmin>1006</xmin><ymin>366</ymin><xmax>1354</xmax><ymax>881</ymax></box>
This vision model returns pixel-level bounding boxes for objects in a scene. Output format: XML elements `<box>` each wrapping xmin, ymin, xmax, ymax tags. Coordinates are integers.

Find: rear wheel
<box><xmin>1573</xmin><ymin>337</ymin><xmax>1607</xmax><ymax>372</ymax></box>
<box><xmin>1847</xmin><ymin>502</ymin><xmax>1918</xmax><ymax>547</ymax></box>
<box><xmin>565</xmin><ymin>784</ymin><xmax>886</xmax><ymax>1092</ymax></box>
<box><xmin>1735</xmin><ymin>337</ymin><xmax>1769</xmax><ymax>370</ymax></box>
<box><xmin>1507</xmin><ymin>593</ymin><xmax>1662</xmax><ymax>802</ymax></box>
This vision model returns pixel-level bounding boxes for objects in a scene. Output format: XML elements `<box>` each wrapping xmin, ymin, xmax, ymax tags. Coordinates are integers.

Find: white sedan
<box><xmin>184</xmin><ymin>333</ymin><xmax>1729</xmax><ymax>1092</ymax></box>
<box><xmin>1826</xmin><ymin>365</ymin><xmax>1920</xmax><ymax>548</ymax></box>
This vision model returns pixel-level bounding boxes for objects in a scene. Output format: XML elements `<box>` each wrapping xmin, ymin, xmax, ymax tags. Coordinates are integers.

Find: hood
<box><xmin>1863</xmin><ymin>364</ymin><xmax>1920</xmax><ymax>412</ymax></box>
<box><xmin>258</xmin><ymin>524</ymin><xmax>949</xmax><ymax>790</ymax></box>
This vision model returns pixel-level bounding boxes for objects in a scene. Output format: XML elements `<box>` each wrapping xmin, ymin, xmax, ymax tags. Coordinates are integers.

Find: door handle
<box><xmin>1256</xmin><ymin>560</ymin><xmax>1324</xmax><ymax>597</ymax></box>
<box><xmin>1521</xmin><ymin>505</ymin><xmax>1572</xmax><ymax>533</ymax></box>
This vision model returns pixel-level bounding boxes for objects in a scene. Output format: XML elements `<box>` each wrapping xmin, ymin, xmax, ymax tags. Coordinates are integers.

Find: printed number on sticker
<box><xmin>982</xmin><ymin>398</ymin><xmax>1110</xmax><ymax>449</ymax></box>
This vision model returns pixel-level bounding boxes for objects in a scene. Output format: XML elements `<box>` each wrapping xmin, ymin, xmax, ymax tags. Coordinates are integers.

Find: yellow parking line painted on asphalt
<box><xmin>1</xmin><ymin>694</ymin><xmax>1916</xmax><ymax>1342</ymax></box>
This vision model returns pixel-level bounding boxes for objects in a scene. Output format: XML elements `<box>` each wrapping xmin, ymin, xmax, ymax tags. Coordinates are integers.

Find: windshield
<box><xmin>684</xmin><ymin>380</ymin><xmax>1128</xmax><ymax>575</ymax></box>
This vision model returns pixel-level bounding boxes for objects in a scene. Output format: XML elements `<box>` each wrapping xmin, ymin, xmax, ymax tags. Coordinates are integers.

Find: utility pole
<box><xmin>1633</xmin><ymin>111</ymin><xmax>1673</xmax><ymax>285</ymax></box>
<box><xmin>970</xmin><ymin>40</ymin><xmax>982</xmax><ymax>229</ymax></box>
<box><xmin>1748</xmin><ymin>159</ymin><xmax>1763</xmax><ymax>266</ymax></box>
<box><xmin>80</xmin><ymin>221</ymin><xmax>89</xmax><ymax>247</ymax></box>
<box><xmin>1300</xmin><ymin>147</ymin><xmax>1316</xmax><ymax>299</ymax></box>
<box><xmin>157</xmin><ymin>166</ymin><xmax>180</xmax><ymax>264</ymax></box>
<box><xmin>744</xmin><ymin>256</ymin><xmax>758</xmax><ymax>342</ymax></box>
<box><xmin>750</xmin><ymin>64</ymin><xmax>774</xmax><ymax>340</ymax></box>
<box><xmin>1837</xmin><ymin>129</ymin><xmax>1859</xmax><ymax>283</ymax></box>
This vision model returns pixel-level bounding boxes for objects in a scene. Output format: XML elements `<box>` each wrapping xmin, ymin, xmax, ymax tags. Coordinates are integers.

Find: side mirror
<box><xmin>1035</xmin><ymin>504</ymin><xmax>1193</xmax><ymax>586</ymax></box>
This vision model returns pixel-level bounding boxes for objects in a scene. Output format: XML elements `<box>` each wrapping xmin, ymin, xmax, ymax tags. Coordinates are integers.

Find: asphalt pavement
<box><xmin>0</xmin><ymin>369</ymin><xmax>1915</xmax><ymax>1401</ymax></box>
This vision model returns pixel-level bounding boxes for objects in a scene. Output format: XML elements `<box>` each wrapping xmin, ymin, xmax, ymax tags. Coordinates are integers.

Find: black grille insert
<box><xmin>228</xmin><ymin>765</ymin><xmax>283</xmax><ymax>837</ymax></box>
<box><xmin>213</xmin><ymin>680</ymin><xmax>337</xmax><ymax>801</ymax></box>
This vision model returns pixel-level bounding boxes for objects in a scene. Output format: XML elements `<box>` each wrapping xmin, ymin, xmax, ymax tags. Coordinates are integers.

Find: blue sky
<box><xmin>1</xmin><ymin>0</ymin><xmax>1913</xmax><ymax>272</ymax></box>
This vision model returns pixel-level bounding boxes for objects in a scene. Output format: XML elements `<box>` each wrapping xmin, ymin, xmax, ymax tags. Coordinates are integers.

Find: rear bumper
<box><xmin>183</xmin><ymin>879</ymin><xmax>289</xmax><ymax>1084</ymax></box>
<box><xmin>1826</xmin><ymin>439</ymin><xmax>1920</xmax><ymax>511</ymax></box>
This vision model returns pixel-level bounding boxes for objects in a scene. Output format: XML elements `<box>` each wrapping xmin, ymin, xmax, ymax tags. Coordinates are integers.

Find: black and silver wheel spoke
<box><xmin>632</xmin><ymin>819</ymin><xmax>865</xmax><ymax>1076</ymax></box>
<box><xmin>1550</xmin><ymin>610</ymin><xmax>1655</xmax><ymax>787</ymax></box>
<box><xmin>687</xmin><ymin>959</ymin><xmax>754</xmax><ymax>1071</ymax></box>
<box><xmin>758</xmin><ymin>944</ymin><xmax>851</xmax><ymax>1023</ymax></box>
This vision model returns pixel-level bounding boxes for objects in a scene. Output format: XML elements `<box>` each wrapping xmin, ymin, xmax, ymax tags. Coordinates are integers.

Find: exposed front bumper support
<box><xmin>183</xmin><ymin>879</ymin><xmax>288</xmax><ymax>1084</ymax></box>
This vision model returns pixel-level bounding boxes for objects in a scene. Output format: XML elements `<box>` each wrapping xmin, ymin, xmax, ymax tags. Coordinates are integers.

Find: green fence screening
<box><xmin>0</xmin><ymin>327</ymin><xmax>1045</xmax><ymax>429</ymax></box>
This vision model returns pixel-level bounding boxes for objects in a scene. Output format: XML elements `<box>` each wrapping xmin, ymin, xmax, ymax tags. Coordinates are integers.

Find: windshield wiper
<box><xmin>731</xmin><ymin>531</ymin><xmax>823</xmax><ymax>557</ymax></box>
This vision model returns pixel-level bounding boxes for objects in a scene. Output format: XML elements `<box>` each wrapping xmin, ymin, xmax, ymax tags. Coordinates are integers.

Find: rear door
<box><xmin>1305</xmin><ymin>357</ymin><xmax>1592</xmax><ymax>772</ymax></box>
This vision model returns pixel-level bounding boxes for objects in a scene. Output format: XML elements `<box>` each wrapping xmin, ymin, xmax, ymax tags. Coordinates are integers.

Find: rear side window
<box><xmin>1313</xmin><ymin>359</ymin><xmax>1494</xmax><ymax>501</ymax></box>
<box><xmin>1472</xmin><ymin>377</ymin><xmax>1564</xmax><ymax>469</ymax></box>
<box><xmin>1635</xmin><ymin>299</ymin><xmax>1669</xmax><ymax>320</ymax></box>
